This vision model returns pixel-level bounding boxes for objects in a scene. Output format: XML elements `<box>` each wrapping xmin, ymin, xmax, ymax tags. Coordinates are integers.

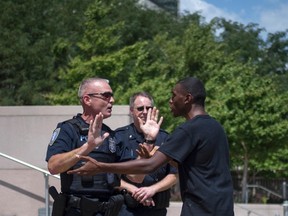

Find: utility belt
<box><xmin>49</xmin><ymin>186</ymin><xmax>124</xmax><ymax>216</ymax></box>
<box><xmin>122</xmin><ymin>189</ymin><xmax>170</xmax><ymax>209</ymax></box>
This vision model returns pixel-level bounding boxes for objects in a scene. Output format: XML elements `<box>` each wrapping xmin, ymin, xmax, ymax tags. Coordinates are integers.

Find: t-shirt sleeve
<box><xmin>158</xmin><ymin>126</ymin><xmax>194</xmax><ymax>164</ymax></box>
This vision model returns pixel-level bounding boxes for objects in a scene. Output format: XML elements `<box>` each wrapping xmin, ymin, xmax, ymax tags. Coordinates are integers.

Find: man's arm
<box><xmin>120</xmin><ymin>179</ymin><xmax>139</xmax><ymax>193</ymax></box>
<box><xmin>125</xmin><ymin>143</ymin><xmax>156</xmax><ymax>183</ymax></box>
<box><xmin>48</xmin><ymin>148</ymin><xmax>85</xmax><ymax>175</ymax></box>
<box><xmin>67</xmin><ymin>150</ymin><xmax>170</xmax><ymax>175</ymax></box>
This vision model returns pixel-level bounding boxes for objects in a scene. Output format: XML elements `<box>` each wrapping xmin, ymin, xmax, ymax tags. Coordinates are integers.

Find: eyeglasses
<box><xmin>135</xmin><ymin>106</ymin><xmax>153</xmax><ymax>112</ymax></box>
<box><xmin>87</xmin><ymin>92</ymin><xmax>114</xmax><ymax>100</ymax></box>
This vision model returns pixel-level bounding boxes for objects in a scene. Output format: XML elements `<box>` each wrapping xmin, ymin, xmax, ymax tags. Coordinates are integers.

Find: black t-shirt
<box><xmin>159</xmin><ymin>115</ymin><xmax>234</xmax><ymax>216</ymax></box>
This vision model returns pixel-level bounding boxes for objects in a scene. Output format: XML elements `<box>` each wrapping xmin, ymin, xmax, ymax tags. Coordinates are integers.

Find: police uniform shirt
<box><xmin>46</xmin><ymin>113</ymin><xmax>121</xmax><ymax>196</ymax></box>
<box><xmin>158</xmin><ymin>115</ymin><xmax>234</xmax><ymax>216</ymax></box>
<box><xmin>115</xmin><ymin>124</ymin><xmax>177</xmax><ymax>187</ymax></box>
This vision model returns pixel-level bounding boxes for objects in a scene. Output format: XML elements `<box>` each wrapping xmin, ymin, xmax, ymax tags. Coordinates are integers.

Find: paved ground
<box><xmin>166</xmin><ymin>202</ymin><xmax>285</xmax><ymax>216</ymax></box>
<box><xmin>167</xmin><ymin>202</ymin><xmax>182</xmax><ymax>216</ymax></box>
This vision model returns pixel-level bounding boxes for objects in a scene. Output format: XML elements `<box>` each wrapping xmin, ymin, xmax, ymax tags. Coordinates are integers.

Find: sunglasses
<box><xmin>135</xmin><ymin>106</ymin><xmax>153</xmax><ymax>112</ymax></box>
<box><xmin>87</xmin><ymin>92</ymin><xmax>113</xmax><ymax>99</ymax></box>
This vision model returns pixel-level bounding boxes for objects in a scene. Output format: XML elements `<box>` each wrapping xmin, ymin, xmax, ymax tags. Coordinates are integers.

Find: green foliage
<box><xmin>214</xmin><ymin>18</ymin><xmax>265</xmax><ymax>64</ymax></box>
<box><xmin>0</xmin><ymin>0</ymin><xmax>93</xmax><ymax>105</ymax></box>
<box><xmin>1</xmin><ymin>0</ymin><xmax>288</xmax><ymax>182</ymax></box>
<box><xmin>206</xmin><ymin>61</ymin><xmax>288</xmax><ymax>174</ymax></box>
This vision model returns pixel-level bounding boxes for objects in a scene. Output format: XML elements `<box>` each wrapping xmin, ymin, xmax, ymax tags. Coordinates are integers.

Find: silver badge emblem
<box><xmin>108</xmin><ymin>137</ymin><xmax>116</xmax><ymax>153</ymax></box>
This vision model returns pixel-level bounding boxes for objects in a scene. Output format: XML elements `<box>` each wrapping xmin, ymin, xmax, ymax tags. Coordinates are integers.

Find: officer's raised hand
<box><xmin>67</xmin><ymin>114</ymin><xmax>108</xmax><ymax>176</ymax></box>
<box><xmin>87</xmin><ymin>112</ymin><xmax>109</xmax><ymax>151</ymax></box>
<box><xmin>47</xmin><ymin>112</ymin><xmax>109</xmax><ymax>175</ymax></box>
<box><xmin>138</xmin><ymin>107</ymin><xmax>163</xmax><ymax>142</ymax></box>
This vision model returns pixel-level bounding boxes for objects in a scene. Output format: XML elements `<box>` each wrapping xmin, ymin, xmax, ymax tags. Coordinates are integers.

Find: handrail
<box><xmin>0</xmin><ymin>152</ymin><xmax>60</xmax><ymax>216</ymax></box>
<box><xmin>0</xmin><ymin>152</ymin><xmax>59</xmax><ymax>179</ymax></box>
<box><xmin>247</xmin><ymin>184</ymin><xmax>283</xmax><ymax>199</ymax></box>
<box><xmin>234</xmin><ymin>203</ymin><xmax>263</xmax><ymax>216</ymax></box>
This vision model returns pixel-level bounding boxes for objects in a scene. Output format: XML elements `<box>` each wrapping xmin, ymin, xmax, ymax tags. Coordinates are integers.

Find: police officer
<box><xmin>116</xmin><ymin>92</ymin><xmax>178</xmax><ymax>216</ymax></box>
<box><xmin>46</xmin><ymin>77</ymin><xmax>124</xmax><ymax>216</ymax></box>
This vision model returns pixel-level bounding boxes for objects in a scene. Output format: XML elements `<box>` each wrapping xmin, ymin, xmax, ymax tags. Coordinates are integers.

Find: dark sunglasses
<box><xmin>87</xmin><ymin>92</ymin><xmax>113</xmax><ymax>99</ymax></box>
<box><xmin>136</xmin><ymin>106</ymin><xmax>153</xmax><ymax>112</ymax></box>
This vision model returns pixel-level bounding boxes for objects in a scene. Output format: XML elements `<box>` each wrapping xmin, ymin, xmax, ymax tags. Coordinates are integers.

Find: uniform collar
<box><xmin>129</xmin><ymin>124</ymin><xmax>145</xmax><ymax>143</ymax></box>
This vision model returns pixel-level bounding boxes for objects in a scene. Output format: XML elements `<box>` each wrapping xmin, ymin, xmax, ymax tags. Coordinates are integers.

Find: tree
<box><xmin>0</xmin><ymin>0</ymin><xmax>93</xmax><ymax>105</ymax></box>
<box><xmin>206</xmin><ymin>60</ymin><xmax>288</xmax><ymax>202</ymax></box>
<box><xmin>47</xmin><ymin>0</ymin><xmax>221</xmax><ymax>132</ymax></box>
<box><xmin>212</xmin><ymin>18</ymin><xmax>265</xmax><ymax>64</ymax></box>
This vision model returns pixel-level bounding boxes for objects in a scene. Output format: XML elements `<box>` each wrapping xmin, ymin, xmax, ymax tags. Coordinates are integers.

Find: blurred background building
<box><xmin>139</xmin><ymin>0</ymin><xmax>179</xmax><ymax>15</ymax></box>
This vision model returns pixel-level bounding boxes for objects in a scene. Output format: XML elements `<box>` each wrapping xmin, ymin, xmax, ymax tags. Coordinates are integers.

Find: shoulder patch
<box><xmin>49</xmin><ymin>128</ymin><xmax>61</xmax><ymax>146</ymax></box>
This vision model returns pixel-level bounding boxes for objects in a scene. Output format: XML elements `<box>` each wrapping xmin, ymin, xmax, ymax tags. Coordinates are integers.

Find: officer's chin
<box><xmin>103</xmin><ymin>112</ymin><xmax>111</xmax><ymax>119</ymax></box>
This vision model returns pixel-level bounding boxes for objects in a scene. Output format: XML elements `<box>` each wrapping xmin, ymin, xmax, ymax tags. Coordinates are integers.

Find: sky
<box><xmin>180</xmin><ymin>0</ymin><xmax>288</xmax><ymax>34</ymax></box>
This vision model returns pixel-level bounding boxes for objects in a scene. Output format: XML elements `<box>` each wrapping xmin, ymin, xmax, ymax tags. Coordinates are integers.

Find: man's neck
<box><xmin>186</xmin><ymin>106</ymin><xmax>207</xmax><ymax>120</ymax></box>
<box><xmin>133</xmin><ymin>122</ymin><xmax>143</xmax><ymax>134</ymax></box>
<box><xmin>81</xmin><ymin>113</ymin><xmax>94</xmax><ymax>124</ymax></box>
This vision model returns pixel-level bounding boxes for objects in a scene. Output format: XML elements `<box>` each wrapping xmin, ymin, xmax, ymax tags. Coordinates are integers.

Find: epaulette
<box><xmin>115</xmin><ymin>125</ymin><xmax>130</xmax><ymax>133</ymax></box>
<box><xmin>64</xmin><ymin>118</ymin><xmax>89</xmax><ymax>136</ymax></box>
<box><xmin>159</xmin><ymin>128</ymin><xmax>169</xmax><ymax>135</ymax></box>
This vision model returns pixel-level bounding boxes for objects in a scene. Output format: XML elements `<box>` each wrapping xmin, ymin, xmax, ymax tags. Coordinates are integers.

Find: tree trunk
<box><xmin>241</xmin><ymin>141</ymin><xmax>249</xmax><ymax>203</ymax></box>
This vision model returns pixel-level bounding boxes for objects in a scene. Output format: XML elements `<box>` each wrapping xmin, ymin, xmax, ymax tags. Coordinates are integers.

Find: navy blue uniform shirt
<box><xmin>46</xmin><ymin>113</ymin><xmax>122</xmax><ymax>196</ymax></box>
<box><xmin>115</xmin><ymin>124</ymin><xmax>177</xmax><ymax>187</ymax></box>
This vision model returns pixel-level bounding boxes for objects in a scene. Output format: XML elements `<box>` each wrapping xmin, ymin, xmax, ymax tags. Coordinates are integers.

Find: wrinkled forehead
<box><xmin>133</xmin><ymin>96</ymin><xmax>152</xmax><ymax>106</ymax></box>
<box><xmin>88</xmin><ymin>81</ymin><xmax>112</xmax><ymax>92</ymax></box>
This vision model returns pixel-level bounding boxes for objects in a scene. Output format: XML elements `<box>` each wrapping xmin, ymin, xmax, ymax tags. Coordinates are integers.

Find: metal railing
<box><xmin>0</xmin><ymin>152</ymin><xmax>60</xmax><ymax>216</ymax></box>
<box><xmin>246</xmin><ymin>183</ymin><xmax>288</xmax><ymax>216</ymax></box>
<box><xmin>235</xmin><ymin>204</ymin><xmax>263</xmax><ymax>216</ymax></box>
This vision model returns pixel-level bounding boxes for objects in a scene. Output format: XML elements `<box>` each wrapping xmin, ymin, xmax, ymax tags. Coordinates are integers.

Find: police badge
<box><xmin>49</xmin><ymin>128</ymin><xmax>61</xmax><ymax>146</ymax></box>
<box><xmin>108</xmin><ymin>137</ymin><xmax>116</xmax><ymax>153</ymax></box>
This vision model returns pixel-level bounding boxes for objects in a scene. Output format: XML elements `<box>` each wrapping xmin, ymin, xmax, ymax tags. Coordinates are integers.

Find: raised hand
<box><xmin>87</xmin><ymin>113</ymin><xmax>109</xmax><ymax>150</ymax></box>
<box><xmin>138</xmin><ymin>107</ymin><xmax>163</xmax><ymax>141</ymax></box>
<box><xmin>137</xmin><ymin>144</ymin><xmax>159</xmax><ymax>158</ymax></box>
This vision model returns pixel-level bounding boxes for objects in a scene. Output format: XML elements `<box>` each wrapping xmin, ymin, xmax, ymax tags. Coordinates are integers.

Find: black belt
<box><xmin>67</xmin><ymin>195</ymin><xmax>107</xmax><ymax>212</ymax></box>
<box><xmin>68</xmin><ymin>195</ymin><xmax>81</xmax><ymax>209</ymax></box>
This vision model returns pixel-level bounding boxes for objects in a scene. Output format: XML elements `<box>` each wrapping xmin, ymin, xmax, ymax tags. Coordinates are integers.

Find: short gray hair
<box><xmin>78</xmin><ymin>77</ymin><xmax>109</xmax><ymax>98</ymax></box>
<box><xmin>129</xmin><ymin>91</ymin><xmax>154</xmax><ymax>108</ymax></box>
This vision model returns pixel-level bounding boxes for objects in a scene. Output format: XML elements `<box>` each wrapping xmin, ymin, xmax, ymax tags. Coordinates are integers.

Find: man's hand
<box><xmin>132</xmin><ymin>187</ymin><xmax>156</xmax><ymax>206</ymax></box>
<box><xmin>67</xmin><ymin>156</ymin><xmax>101</xmax><ymax>175</ymax></box>
<box><xmin>138</xmin><ymin>107</ymin><xmax>163</xmax><ymax>141</ymax></box>
<box><xmin>87</xmin><ymin>113</ymin><xmax>109</xmax><ymax>150</ymax></box>
<box><xmin>137</xmin><ymin>144</ymin><xmax>159</xmax><ymax>158</ymax></box>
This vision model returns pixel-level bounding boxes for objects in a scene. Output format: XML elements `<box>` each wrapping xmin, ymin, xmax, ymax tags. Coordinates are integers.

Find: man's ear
<box><xmin>82</xmin><ymin>95</ymin><xmax>92</xmax><ymax>106</ymax></box>
<box><xmin>129</xmin><ymin>107</ymin><xmax>134</xmax><ymax>115</ymax></box>
<box><xmin>185</xmin><ymin>93</ymin><xmax>193</xmax><ymax>104</ymax></box>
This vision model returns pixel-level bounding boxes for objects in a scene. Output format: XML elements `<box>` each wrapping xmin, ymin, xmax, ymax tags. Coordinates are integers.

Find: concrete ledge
<box><xmin>167</xmin><ymin>202</ymin><xmax>284</xmax><ymax>216</ymax></box>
